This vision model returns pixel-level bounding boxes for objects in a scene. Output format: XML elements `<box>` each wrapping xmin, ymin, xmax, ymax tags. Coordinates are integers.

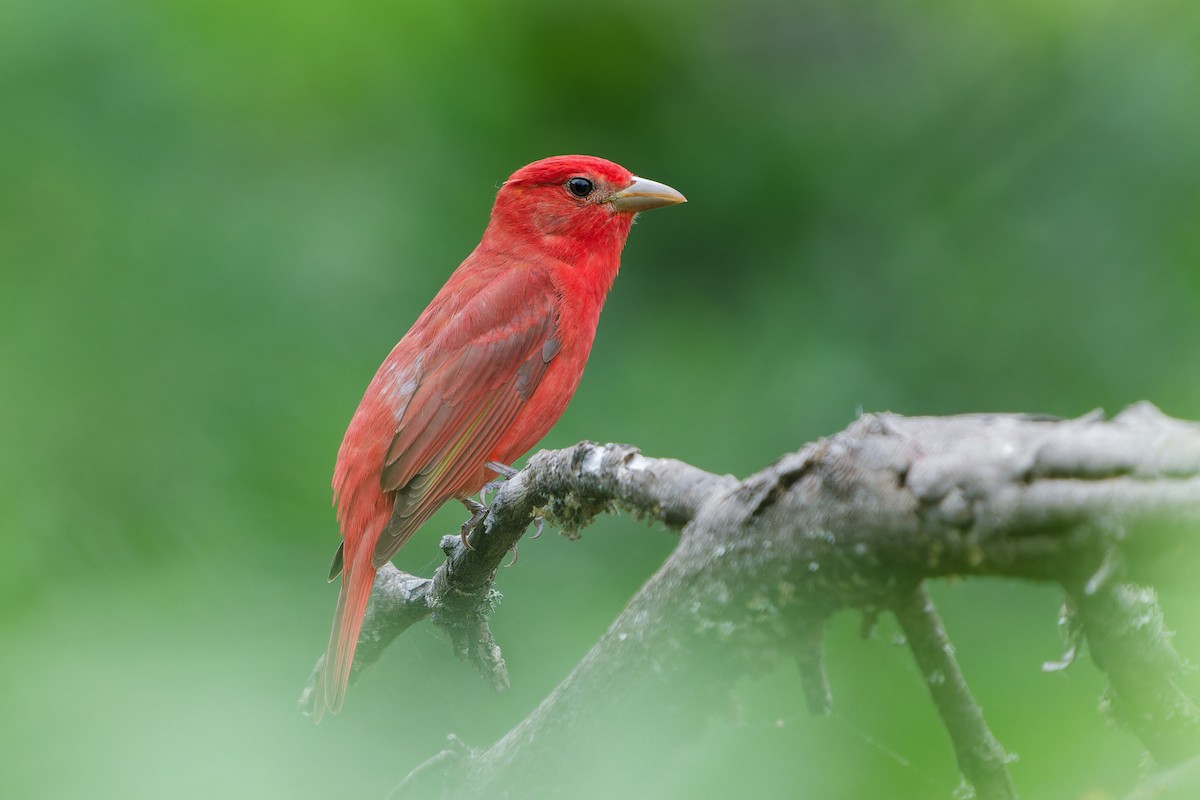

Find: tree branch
<box><xmin>301</xmin><ymin>403</ymin><xmax>1200</xmax><ymax>798</ymax></box>
<box><xmin>892</xmin><ymin>584</ymin><xmax>1016</xmax><ymax>800</ymax></box>
<box><xmin>1071</xmin><ymin>580</ymin><xmax>1200</xmax><ymax>765</ymax></box>
<box><xmin>298</xmin><ymin>444</ymin><xmax>734</xmax><ymax>705</ymax></box>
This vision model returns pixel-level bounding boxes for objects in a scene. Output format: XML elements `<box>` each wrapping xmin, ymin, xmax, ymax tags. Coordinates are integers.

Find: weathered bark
<box><xmin>300</xmin><ymin>403</ymin><xmax>1200</xmax><ymax>799</ymax></box>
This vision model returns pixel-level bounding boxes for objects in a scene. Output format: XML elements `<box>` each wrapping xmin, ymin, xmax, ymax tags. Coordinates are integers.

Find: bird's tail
<box><xmin>313</xmin><ymin>555</ymin><xmax>376</xmax><ymax>723</ymax></box>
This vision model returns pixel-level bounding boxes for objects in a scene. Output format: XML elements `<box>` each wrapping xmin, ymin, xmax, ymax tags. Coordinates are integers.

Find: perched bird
<box><xmin>314</xmin><ymin>155</ymin><xmax>685</xmax><ymax>719</ymax></box>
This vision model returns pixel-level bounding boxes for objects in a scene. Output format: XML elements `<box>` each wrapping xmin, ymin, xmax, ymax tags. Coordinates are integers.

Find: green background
<box><xmin>3</xmin><ymin>0</ymin><xmax>1198</xmax><ymax>797</ymax></box>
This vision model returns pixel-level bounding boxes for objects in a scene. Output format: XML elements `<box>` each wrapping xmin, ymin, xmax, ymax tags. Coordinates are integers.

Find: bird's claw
<box><xmin>499</xmin><ymin>517</ymin><xmax>542</xmax><ymax>567</ymax></box>
<box><xmin>479</xmin><ymin>462</ymin><xmax>519</xmax><ymax>507</ymax></box>
<box><xmin>460</xmin><ymin>482</ymin><xmax>543</xmax><ymax>554</ymax></box>
<box><xmin>479</xmin><ymin>479</ymin><xmax>506</xmax><ymax>509</ymax></box>
<box><xmin>459</xmin><ymin>498</ymin><xmax>488</xmax><ymax>550</ymax></box>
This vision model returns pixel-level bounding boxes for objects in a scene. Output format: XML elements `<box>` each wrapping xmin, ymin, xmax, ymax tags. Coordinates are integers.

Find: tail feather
<box><xmin>314</xmin><ymin>496</ymin><xmax>443</xmax><ymax>723</ymax></box>
<box><xmin>313</xmin><ymin>559</ymin><xmax>376</xmax><ymax>723</ymax></box>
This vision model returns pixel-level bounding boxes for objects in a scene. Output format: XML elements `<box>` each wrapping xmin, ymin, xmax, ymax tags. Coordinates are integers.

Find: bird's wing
<box><xmin>371</xmin><ymin>268</ymin><xmax>560</xmax><ymax>568</ymax></box>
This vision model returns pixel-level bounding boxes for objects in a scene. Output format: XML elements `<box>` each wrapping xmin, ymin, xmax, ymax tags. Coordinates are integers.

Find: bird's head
<box><xmin>485</xmin><ymin>155</ymin><xmax>685</xmax><ymax>261</ymax></box>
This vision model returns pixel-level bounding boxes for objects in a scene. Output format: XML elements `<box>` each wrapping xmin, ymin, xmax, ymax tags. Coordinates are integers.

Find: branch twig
<box><xmin>892</xmin><ymin>584</ymin><xmax>1017</xmax><ymax>800</ymax></box>
<box><xmin>1071</xmin><ymin>580</ymin><xmax>1200</xmax><ymax>766</ymax></box>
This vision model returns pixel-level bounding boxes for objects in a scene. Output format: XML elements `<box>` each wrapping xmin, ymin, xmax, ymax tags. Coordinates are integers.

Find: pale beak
<box><xmin>607</xmin><ymin>175</ymin><xmax>687</xmax><ymax>213</ymax></box>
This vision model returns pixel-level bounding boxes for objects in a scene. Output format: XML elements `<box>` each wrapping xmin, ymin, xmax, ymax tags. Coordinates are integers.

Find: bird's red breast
<box><xmin>314</xmin><ymin>155</ymin><xmax>685</xmax><ymax>720</ymax></box>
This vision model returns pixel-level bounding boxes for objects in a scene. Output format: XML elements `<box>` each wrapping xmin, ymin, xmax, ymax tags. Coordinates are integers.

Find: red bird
<box><xmin>314</xmin><ymin>155</ymin><xmax>685</xmax><ymax>719</ymax></box>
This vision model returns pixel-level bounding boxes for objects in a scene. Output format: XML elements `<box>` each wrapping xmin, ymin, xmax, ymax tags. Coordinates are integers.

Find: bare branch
<box><xmin>793</xmin><ymin>618</ymin><xmax>833</xmax><ymax>717</ymax></box>
<box><xmin>892</xmin><ymin>585</ymin><xmax>1017</xmax><ymax>800</ymax></box>
<box><xmin>301</xmin><ymin>404</ymin><xmax>1200</xmax><ymax>798</ymax></box>
<box><xmin>300</xmin><ymin>442</ymin><xmax>734</xmax><ymax>711</ymax></box>
<box><xmin>1071</xmin><ymin>580</ymin><xmax>1200</xmax><ymax>765</ymax></box>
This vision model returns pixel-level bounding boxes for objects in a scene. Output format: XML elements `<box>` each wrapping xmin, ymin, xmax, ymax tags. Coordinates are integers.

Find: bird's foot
<box><xmin>479</xmin><ymin>461</ymin><xmax>519</xmax><ymax>507</ymax></box>
<box><xmin>502</xmin><ymin>517</ymin><xmax>544</xmax><ymax>567</ymax></box>
<box><xmin>485</xmin><ymin>460</ymin><xmax>519</xmax><ymax>478</ymax></box>
<box><xmin>459</xmin><ymin>498</ymin><xmax>488</xmax><ymax>550</ymax></box>
<box><xmin>502</xmin><ymin>517</ymin><xmax>544</xmax><ymax>566</ymax></box>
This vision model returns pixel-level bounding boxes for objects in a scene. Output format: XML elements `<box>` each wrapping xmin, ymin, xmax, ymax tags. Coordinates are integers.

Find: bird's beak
<box><xmin>607</xmin><ymin>176</ymin><xmax>687</xmax><ymax>213</ymax></box>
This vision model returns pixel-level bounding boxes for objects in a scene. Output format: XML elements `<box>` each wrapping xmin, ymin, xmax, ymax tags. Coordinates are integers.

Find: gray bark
<box><xmin>300</xmin><ymin>402</ymin><xmax>1200</xmax><ymax>799</ymax></box>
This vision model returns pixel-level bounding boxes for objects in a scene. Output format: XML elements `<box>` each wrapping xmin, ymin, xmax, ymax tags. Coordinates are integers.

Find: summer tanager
<box><xmin>314</xmin><ymin>155</ymin><xmax>685</xmax><ymax>719</ymax></box>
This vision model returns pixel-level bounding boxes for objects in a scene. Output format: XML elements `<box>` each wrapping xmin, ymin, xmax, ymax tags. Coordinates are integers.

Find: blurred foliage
<box><xmin>2</xmin><ymin>0</ymin><xmax>1198</xmax><ymax>797</ymax></box>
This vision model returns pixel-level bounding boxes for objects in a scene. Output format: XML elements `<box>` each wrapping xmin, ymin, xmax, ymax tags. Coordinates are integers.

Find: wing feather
<box><xmin>369</xmin><ymin>270</ymin><xmax>561</xmax><ymax>567</ymax></box>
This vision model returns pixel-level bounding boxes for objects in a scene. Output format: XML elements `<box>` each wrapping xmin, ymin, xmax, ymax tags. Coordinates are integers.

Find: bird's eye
<box><xmin>566</xmin><ymin>177</ymin><xmax>594</xmax><ymax>198</ymax></box>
